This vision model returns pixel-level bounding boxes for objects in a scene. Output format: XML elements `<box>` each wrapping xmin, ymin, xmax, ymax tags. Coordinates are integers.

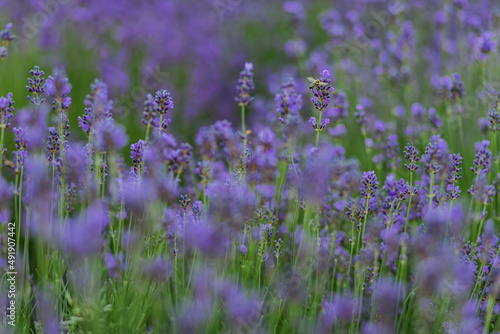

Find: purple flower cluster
<box><xmin>45</xmin><ymin>67</ymin><xmax>72</xmax><ymax>112</ymax></box>
<box><xmin>26</xmin><ymin>66</ymin><xmax>46</xmax><ymax>106</ymax></box>
<box><xmin>275</xmin><ymin>78</ymin><xmax>302</xmax><ymax>124</ymax></box>
<box><xmin>310</xmin><ymin>70</ymin><xmax>333</xmax><ymax>112</ymax></box>
<box><xmin>0</xmin><ymin>22</ymin><xmax>14</xmax><ymax>62</ymax></box>
<box><xmin>235</xmin><ymin>62</ymin><xmax>255</xmax><ymax>107</ymax></box>
<box><xmin>0</xmin><ymin>93</ymin><xmax>14</xmax><ymax>129</ymax></box>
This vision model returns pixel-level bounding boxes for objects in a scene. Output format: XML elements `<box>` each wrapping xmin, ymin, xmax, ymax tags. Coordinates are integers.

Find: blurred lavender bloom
<box><xmin>93</xmin><ymin>118</ymin><xmax>129</xmax><ymax>152</ymax></box>
<box><xmin>34</xmin><ymin>291</ymin><xmax>60</xmax><ymax>334</ymax></box>
<box><xmin>141</xmin><ymin>257</ymin><xmax>169</xmax><ymax>283</ymax></box>
<box><xmin>275</xmin><ymin>77</ymin><xmax>302</xmax><ymax>124</ymax></box>
<box><xmin>196</xmin><ymin>120</ymin><xmax>239</xmax><ymax>163</ymax></box>
<box><xmin>12</xmin><ymin>127</ymin><xmax>28</xmax><ymax>175</ymax></box>
<box><xmin>422</xmin><ymin>136</ymin><xmax>448</xmax><ymax>174</ymax></box>
<box><xmin>13</xmin><ymin>105</ymin><xmax>49</xmax><ymax>150</ymax></box>
<box><xmin>450</xmin><ymin>73</ymin><xmax>465</xmax><ymax>102</ymax></box>
<box><xmin>0</xmin><ymin>93</ymin><xmax>14</xmax><ymax>129</ymax></box>
<box><xmin>0</xmin><ymin>22</ymin><xmax>14</xmax><ymax>62</ymax></box>
<box><xmin>0</xmin><ymin>22</ymin><xmax>14</xmax><ymax>42</ymax></box>
<box><xmin>473</xmin><ymin>31</ymin><xmax>497</xmax><ymax>62</ymax></box>
<box><xmin>468</xmin><ymin>173</ymin><xmax>495</xmax><ymax>204</ymax></box>
<box><xmin>57</xmin><ymin>202</ymin><xmax>109</xmax><ymax>255</ymax></box>
<box><xmin>45</xmin><ymin>127</ymin><xmax>61</xmax><ymax>167</ymax></box>
<box><xmin>142</xmin><ymin>93</ymin><xmax>156</xmax><ymax>128</ymax></box>
<box><xmin>45</xmin><ymin>67</ymin><xmax>71</xmax><ymax>112</ymax></box>
<box><xmin>130</xmin><ymin>139</ymin><xmax>147</xmax><ymax>180</ymax></box>
<box><xmin>78</xmin><ymin>79</ymin><xmax>113</xmax><ymax>135</ymax></box>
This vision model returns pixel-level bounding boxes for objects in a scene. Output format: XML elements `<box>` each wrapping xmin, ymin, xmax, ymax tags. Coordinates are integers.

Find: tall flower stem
<box><xmin>427</xmin><ymin>172</ymin><xmax>435</xmax><ymax>208</ymax></box>
<box><xmin>145</xmin><ymin>124</ymin><xmax>151</xmax><ymax>142</ymax></box>
<box><xmin>346</xmin><ymin>223</ymin><xmax>355</xmax><ymax>288</ymax></box>
<box><xmin>315</xmin><ymin>110</ymin><xmax>323</xmax><ymax>147</ymax></box>
<box><xmin>158</xmin><ymin>114</ymin><xmax>164</xmax><ymax>138</ymax></box>
<box><xmin>241</xmin><ymin>105</ymin><xmax>247</xmax><ymax>179</ymax></box>
<box><xmin>0</xmin><ymin>122</ymin><xmax>4</xmax><ymax>178</ymax></box>
<box><xmin>358</xmin><ymin>199</ymin><xmax>369</xmax><ymax>252</ymax></box>
<box><xmin>404</xmin><ymin>172</ymin><xmax>413</xmax><ymax>233</ymax></box>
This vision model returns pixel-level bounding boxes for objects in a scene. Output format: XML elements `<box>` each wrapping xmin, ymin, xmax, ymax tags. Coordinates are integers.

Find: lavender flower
<box><xmin>26</xmin><ymin>66</ymin><xmax>45</xmax><ymax>106</ymax></box>
<box><xmin>0</xmin><ymin>22</ymin><xmax>14</xmax><ymax>43</ymax></box>
<box><xmin>154</xmin><ymin>89</ymin><xmax>174</xmax><ymax>115</ymax></box>
<box><xmin>235</xmin><ymin>62</ymin><xmax>255</xmax><ymax>107</ymax></box>
<box><xmin>450</xmin><ymin>73</ymin><xmax>464</xmax><ymax>102</ymax></box>
<box><xmin>130</xmin><ymin>140</ymin><xmax>147</xmax><ymax>180</ymax></box>
<box><xmin>468</xmin><ymin>173</ymin><xmax>495</xmax><ymax>204</ymax></box>
<box><xmin>0</xmin><ymin>93</ymin><xmax>14</xmax><ymax>129</ymax></box>
<box><xmin>45</xmin><ymin>67</ymin><xmax>71</xmax><ymax>112</ymax></box>
<box><xmin>360</xmin><ymin>171</ymin><xmax>379</xmax><ymax>199</ymax></box>
<box><xmin>192</xmin><ymin>201</ymin><xmax>203</xmax><ymax>221</ymax></box>
<box><xmin>93</xmin><ymin>118</ymin><xmax>128</xmax><ymax>152</ymax></box>
<box><xmin>142</xmin><ymin>93</ymin><xmax>156</xmax><ymax>128</ymax></box>
<box><xmin>84</xmin><ymin>79</ymin><xmax>113</xmax><ymax>120</ymax></box>
<box><xmin>12</xmin><ymin>127</ymin><xmax>28</xmax><ymax>174</ymax></box>
<box><xmin>354</xmin><ymin>104</ymin><xmax>366</xmax><ymax>136</ymax></box>
<box><xmin>79</xmin><ymin>79</ymin><xmax>113</xmax><ymax>135</ymax></box>
<box><xmin>487</xmin><ymin>108</ymin><xmax>500</xmax><ymax>132</ymax></box>
<box><xmin>473</xmin><ymin>31</ymin><xmax>497</xmax><ymax>62</ymax></box>
<box><xmin>470</xmin><ymin>140</ymin><xmax>492</xmax><ymax>175</ymax></box>
<box><xmin>446</xmin><ymin>185</ymin><xmax>461</xmax><ymax>200</ymax></box>
<box><xmin>275</xmin><ymin>78</ymin><xmax>302</xmax><ymax>124</ymax></box>
<box><xmin>310</xmin><ymin>70</ymin><xmax>333</xmax><ymax>111</ymax></box>
<box><xmin>308</xmin><ymin>117</ymin><xmax>330</xmax><ymax>131</ymax></box>
<box><xmin>422</xmin><ymin>138</ymin><xmax>445</xmax><ymax>174</ymax></box>
<box><xmin>447</xmin><ymin>153</ymin><xmax>463</xmax><ymax>185</ymax></box>
<box><xmin>46</xmin><ymin>127</ymin><xmax>61</xmax><ymax>165</ymax></box>
<box><xmin>428</xmin><ymin>107</ymin><xmax>441</xmax><ymax>132</ymax></box>
<box><xmin>0</xmin><ymin>23</ymin><xmax>14</xmax><ymax>62</ymax></box>
<box><xmin>403</xmin><ymin>143</ymin><xmax>419</xmax><ymax>172</ymax></box>
<box><xmin>180</xmin><ymin>194</ymin><xmax>191</xmax><ymax>215</ymax></box>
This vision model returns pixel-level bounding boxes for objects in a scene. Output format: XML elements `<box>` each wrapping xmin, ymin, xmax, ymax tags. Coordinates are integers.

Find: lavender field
<box><xmin>1</xmin><ymin>0</ymin><xmax>500</xmax><ymax>333</ymax></box>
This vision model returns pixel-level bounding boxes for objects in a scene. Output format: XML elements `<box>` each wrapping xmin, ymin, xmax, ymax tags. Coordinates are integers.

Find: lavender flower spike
<box><xmin>26</xmin><ymin>66</ymin><xmax>46</xmax><ymax>106</ymax></box>
<box><xmin>309</xmin><ymin>70</ymin><xmax>334</xmax><ymax>112</ymax></box>
<box><xmin>154</xmin><ymin>89</ymin><xmax>174</xmax><ymax>115</ymax></box>
<box><xmin>360</xmin><ymin>171</ymin><xmax>379</xmax><ymax>199</ymax></box>
<box><xmin>470</xmin><ymin>140</ymin><xmax>492</xmax><ymax>175</ymax></box>
<box><xmin>0</xmin><ymin>23</ymin><xmax>14</xmax><ymax>63</ymax></box>
<box><xmin>0</xmin><ymin>93</ymin><xmax>15</xmax><ymax>129</ymax></box>
<box><xmin>235</xmin><ymin>62</ymin><xmax>255</xmax><ymax>107</ymax></box>
<box><xmin>403</xmin><ymin>142</ymin><xmax>419</xmax><ymax>172</ymax></box>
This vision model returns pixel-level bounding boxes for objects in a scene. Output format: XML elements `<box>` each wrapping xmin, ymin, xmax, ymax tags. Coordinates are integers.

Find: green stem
<box><xmin>241</xmin><ymin>105</ymin><xmax>247</xmax><ymax>180</ymax></box>
<box><xmin>404</xmin><ymin>172</ymin><xmax>413</xmax><ymax>233</ymax></box>
<box><xmin>483</xmin><ymin>287</ymin><xmax>498</xmax><ymax>334</ymax></box>
<box><xmin>427</xmin><ymin>172</ymin><xmax>435</xmax><ymax>208</ymax></box>
<box><xmin>145</xmin><ymin>124</ymin><xmax>151</xmax><ymax>142</ymax></box>
<box><xmin>346</xmin><ymin>223</ymin><xmax>355</xmax><ymax>289</ymax></box>
<box><xmin>475</xmin><ymin>202</ymin><xmax>488</xmax><ymax>243</ymax></box>
<box><xmin>315</xmin><ymin>110</ymin><xmax>323</xmax><ymax>147</ymax></box>
<box><xmin>0</xmin><ymin>124</ymin><xmax>4</xmax><ymax>178</ymax></box>
<box><xmin>360</xmin><ymin>198</ymin><xmax>369</xmax><ymax>250</ymax></box>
